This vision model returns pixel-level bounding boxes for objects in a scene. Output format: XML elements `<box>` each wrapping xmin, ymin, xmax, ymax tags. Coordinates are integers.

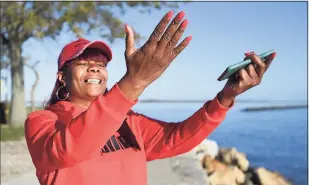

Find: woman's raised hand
<box><xmin>123</xmin><ymin>10</ymin><xmax>191</xmax><ymax>89</ymax></box>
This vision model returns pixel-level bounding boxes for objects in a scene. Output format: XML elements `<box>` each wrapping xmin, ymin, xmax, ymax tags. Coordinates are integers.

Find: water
<box><xmin>133</xmin><ymin>101</ymin><xmax>308</xmax><ymax>185</ymax></box>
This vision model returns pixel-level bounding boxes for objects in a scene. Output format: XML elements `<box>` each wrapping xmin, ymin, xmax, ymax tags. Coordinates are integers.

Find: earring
<box><xmin>56</xmin><ymin>85</ymin><xmax>69</xmax><ymax>100</ymax></box>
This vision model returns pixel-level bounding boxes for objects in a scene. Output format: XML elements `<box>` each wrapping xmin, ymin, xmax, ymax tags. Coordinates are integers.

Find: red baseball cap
<box><xmin>57</xmin><ymin>38</ymin><xmax>113</xmax><ymax>70</ymax></box>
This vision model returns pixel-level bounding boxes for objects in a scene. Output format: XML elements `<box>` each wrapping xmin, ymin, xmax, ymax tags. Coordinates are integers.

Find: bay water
<box><xmin>133</xmin><ymin>100</ymin><xmax>308</xmax><ymax>185</ymax></box>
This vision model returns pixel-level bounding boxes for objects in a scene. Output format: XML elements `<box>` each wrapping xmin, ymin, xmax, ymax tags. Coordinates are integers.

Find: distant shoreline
<box><xmin>138</xmin><ymin>99</ymin><xmax>306</xmax><ymax>103</ymax></box>
<box><xmin>241</xmin><ymin>105</ymin><xmax>307</xmax><ymax>112</ymax></box>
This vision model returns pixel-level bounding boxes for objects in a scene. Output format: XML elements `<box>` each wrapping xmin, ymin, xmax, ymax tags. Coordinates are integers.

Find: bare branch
<box><xmin>24</xmin><ymin>60</ymin><xmax>40</xmax><ymax>68</ymax></box>
<box><xmin>25</xmin><ymin>60</ymin><xmax>41</xmax><ymax>112</ymax></box>
<box><xmin>32</xmin><ymin>60</ymin><xmax>40</xmax><ymax>67</ymax></box>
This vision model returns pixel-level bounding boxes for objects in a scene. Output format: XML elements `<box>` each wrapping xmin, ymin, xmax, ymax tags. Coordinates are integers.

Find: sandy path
<box><xmin>1</xmin><ymin>139</ymin><xmax>208</xmax><ymax>185</ymax></box>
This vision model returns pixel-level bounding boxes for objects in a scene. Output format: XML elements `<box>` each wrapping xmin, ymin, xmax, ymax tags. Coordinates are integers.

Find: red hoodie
<box><xmin>25</xmin><ymin>83</ymin><xmax>233</xmax><ymax>185</ymax></box>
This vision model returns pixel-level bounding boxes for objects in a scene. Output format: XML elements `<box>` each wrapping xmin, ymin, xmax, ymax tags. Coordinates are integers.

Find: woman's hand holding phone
<box><xmin>217</xmin><ymin>51</ymin><xmax>277</xmax><ymax>107</ymax></box>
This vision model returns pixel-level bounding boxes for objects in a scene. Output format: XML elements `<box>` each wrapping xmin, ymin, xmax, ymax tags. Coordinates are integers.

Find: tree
<box><xmin>1</xmin><ymin>32</ymin><xmax>9</xmax><ymax>104</ymax></box>
<box><xmin>0</xmin><ymin>2</ymin><xmax>180</xmax><ymax>125</ymax></box>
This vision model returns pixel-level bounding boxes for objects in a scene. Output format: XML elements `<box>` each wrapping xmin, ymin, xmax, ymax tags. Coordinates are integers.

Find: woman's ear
<box><xmin>56</xmin><ymin>71</ymin><xmax>66</xmax><ymax>86</ymax></box>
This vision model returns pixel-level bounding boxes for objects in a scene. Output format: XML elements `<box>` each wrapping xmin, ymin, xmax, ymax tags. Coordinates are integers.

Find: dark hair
<box><xmin>44</xmin><ymin>48</ymin><xmax>109</xmax><ymax>109</ymax></box>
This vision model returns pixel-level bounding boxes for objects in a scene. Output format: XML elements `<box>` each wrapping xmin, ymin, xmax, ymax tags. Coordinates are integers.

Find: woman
<box><xmin>25</xmin><ymin>11</ymin><xmax>276</xmax><ymax>185</ymax></box>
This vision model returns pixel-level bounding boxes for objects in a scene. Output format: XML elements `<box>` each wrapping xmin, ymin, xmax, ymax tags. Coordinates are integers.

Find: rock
<box><xmin>235</xmin><ymin>152</ymin><xmax>249</xmax><ymax>172</ymax></box>
<box><xmin>246</xmin><ymin>167</ymin><xmax>261</xmax><ymax>185</ymax></box>
<box><xmin>201</xmin><ymin>155</ymin><xmax>246</xmax><ymax>185</ymax></box>
<box><xmin>255</xmin><ymin>167</ymin><xmax>293</xmax><ymax>185</ymax></box>
<box><xmin>192</xmin><ymin>139</ymin><xmax>219</xmax><ymax>160</ymax></box>
<box><xmin>216</xmin><ymin>147</ymin><xmax>249</xmax><ymax>172</ymax></box>
<box><xmin>195</xmin><ymin>143</ymin><xmax>293</xmax><ymax>185</ymax></box>
<box><xmin>242</xmin><ymin>175</ymin><xmax>255</xmax><ymax>185</ymax></box>
<box><xmin>201</xmin><ymin>155</ymin><xmax>225</xmax><ymax>174</ymax></box>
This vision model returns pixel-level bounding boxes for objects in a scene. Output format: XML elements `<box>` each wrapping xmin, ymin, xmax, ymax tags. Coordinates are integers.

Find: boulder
<box><xmin>255</xmin><ymin>167</ymin><xmax>293</xmax><ymax>185</ymax></box>
<box><xmin>216</xmin><ymin>147</ymin><xmax>249</xmax><ymax>172</ymax></box>
<box><xmin>193</xmin><ymin>139</ymin><xmax>219</xmax><ymax>160</ymax></box>
<box><xmin>242</xmin><ymin>175</ymin><xmax>255</xmax><ymax>185</ymax></box>
<box><xmin>244</xmin><ymin>167</ymin><xmax>260</xmax><ymax>185</ymax></box>
<box><xmin>196</xmin><ymin>143</ymin><xmax>293</xmax><ymax>185</ymax></box>
<box><xmin>201</xmin><ymin>155</ymin><xmax>246</xmax><ymax>185</ymax></box>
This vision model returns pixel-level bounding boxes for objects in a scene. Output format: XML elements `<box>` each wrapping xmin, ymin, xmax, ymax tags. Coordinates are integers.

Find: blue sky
<box><xmin>1</xmin><ymin>2</ymin><xmax>307</xmax><ymax>103</ymax></box>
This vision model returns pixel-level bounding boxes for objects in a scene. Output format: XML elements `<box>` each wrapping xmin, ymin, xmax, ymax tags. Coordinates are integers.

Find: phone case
<box><xmin>217</xmin><ymin>49</ymin><xmax>275</xmax><ymax>81</ymax></box>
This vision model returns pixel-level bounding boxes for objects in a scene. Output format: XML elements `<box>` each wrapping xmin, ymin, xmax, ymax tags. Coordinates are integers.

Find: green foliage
<box><xmin>1</xmin><ymin>2</ymin><xmax>180</xmax><ymax>45</ymax></box>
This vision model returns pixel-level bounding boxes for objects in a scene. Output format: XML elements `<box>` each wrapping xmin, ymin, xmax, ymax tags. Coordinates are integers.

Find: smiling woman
<box><xmin>46</xmin><ymin>47</ymin><xmax>110</xmax><ymax>108</ymax></box>
<box><xmin>24</xmin><ymin>10</ymin><xmax>275</xmax><ymax>185</ymax></box>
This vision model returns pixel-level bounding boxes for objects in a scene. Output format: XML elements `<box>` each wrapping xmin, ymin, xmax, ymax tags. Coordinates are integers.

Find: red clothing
<box><xmin>25</xmin><ymin>83</ymin><xmax>233</xmax><ymax>185</ymax></box>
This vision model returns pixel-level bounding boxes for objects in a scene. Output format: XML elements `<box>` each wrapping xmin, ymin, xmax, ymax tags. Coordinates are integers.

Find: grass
<box><xmin>1</xmin><ymin>125</ymin><xmax>25</xmax><ymax>141</ymax></box>
<box><xmin>0</xmin><ymin>104</ymin><xmax>43</xmax><ymax>142</ymax></box>
<box><xmin>0</xmin><ymin>101</ymin><xmax>45</xmax><ymax>142</ymax></box>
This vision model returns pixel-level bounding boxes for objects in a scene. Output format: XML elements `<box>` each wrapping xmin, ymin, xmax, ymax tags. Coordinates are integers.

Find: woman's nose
<box><xmin>87</xmin><ymin>63</ymin><xmax>100</xmax><ymax>73</ymax></box>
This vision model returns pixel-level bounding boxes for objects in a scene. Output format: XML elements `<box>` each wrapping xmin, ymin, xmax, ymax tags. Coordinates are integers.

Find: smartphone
<box><xmin>217</xmin><ymin>49</ymin><xmax>275</xmax><ymax>81</ymax></box>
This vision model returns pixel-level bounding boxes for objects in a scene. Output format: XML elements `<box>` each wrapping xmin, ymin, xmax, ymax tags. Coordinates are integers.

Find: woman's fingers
<box><xmin>235</xmin><ymin>64</ymin><xmax>261</xmax><ymax>91</ymax></box>
<box><xmin>146</xmin><ymin>10</ymin><xmax>174</xmax><ymax>47</ymax></box>
<box><xmin>157</xmin><ymin>11</ymin><xmax>186</xmax><ymax>49</ymax></box>
<box><xmin>246</xmin><ymin>64</ymin><xmax>260</xmax><ymax>85</ymax></box>
<box><xmin>264</xmin><ymin>52</ymin><xmax>276</xmax><ymax>71</ymax></box>
<box><xmin>246</xmin><ymin>52</ymin><xmax>276</xmax><ymax>78</ymax></box>
<box><xmin>248</xmin><ymin>54</ymin><xmax>266</xmax><ymax>78</ymax></box>
<box><xmin>124</xmin><ymin>24</ymin><xmax>136</xmax><ymax>58</ymax></box>
<box><xmin>165</xmin><ymin>19</ymin><xmax>188</xmax><ymax>52</ymax></box>
<box><xmin>171</xmin><ymin>36</ymin><xmax>192</xmax><ymax>59</ymax></box>
<box><xmin>143</xmin><ymin>10</ymin><xmax>190</xmax><ymax>57</ymax></box>
<box><xmin>238</xmin><ymin>68</ymin><xmax>252</xmax><ymax>82</ymax></box>
<box><xmin>123</xmin><ymin>10</ymin><xmax>192</xmax><ymax>89</ymax></box>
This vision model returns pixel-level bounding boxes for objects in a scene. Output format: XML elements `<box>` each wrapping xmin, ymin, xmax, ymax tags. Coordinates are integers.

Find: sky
<box><xmin>1</xmin><ymin>2</ymin><xmax>308</xmax><ymax>103</ymax></box>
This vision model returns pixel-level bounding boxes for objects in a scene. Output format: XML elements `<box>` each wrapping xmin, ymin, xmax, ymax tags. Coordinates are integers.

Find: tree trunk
<box><xmin>8</xmin><ymin>41</ymin><xmax>27</xmax><ymax>126</ymax></box>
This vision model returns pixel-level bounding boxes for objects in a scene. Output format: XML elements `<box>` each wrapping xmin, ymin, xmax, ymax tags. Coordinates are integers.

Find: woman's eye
<box><xmin>76</xmin><ymin>62</ymin><xmax>105</xmax><ymax>67</ymax></box>
<box><xmin>78</xmin><ymin>63</ymin><xmax>87</xmax><ymax>66</ymax></box>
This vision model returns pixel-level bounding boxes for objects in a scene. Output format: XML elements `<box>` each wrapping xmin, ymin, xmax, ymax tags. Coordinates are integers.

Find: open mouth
<box><xmin>84</xmin><ymin>79</ymin><xmax>102</xmax><ymax>84</ymax></box>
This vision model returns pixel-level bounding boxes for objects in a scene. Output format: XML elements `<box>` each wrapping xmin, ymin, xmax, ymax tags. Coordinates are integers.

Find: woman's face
<box><xmin>57</xmin><ymin>50</ymin><xmax>108</xmax><ymax>106</ymax></box>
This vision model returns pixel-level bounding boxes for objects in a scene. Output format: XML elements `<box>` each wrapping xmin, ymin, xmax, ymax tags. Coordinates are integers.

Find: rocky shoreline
<box><xmin>193</xmin><ymin>140</ymin><xmax>294</xmax><ymax>185</ymax></box>
<box><xmin>1</xmin><ymin>139</ymin><xmax>295</xmax><ymax>185</ymax></box>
